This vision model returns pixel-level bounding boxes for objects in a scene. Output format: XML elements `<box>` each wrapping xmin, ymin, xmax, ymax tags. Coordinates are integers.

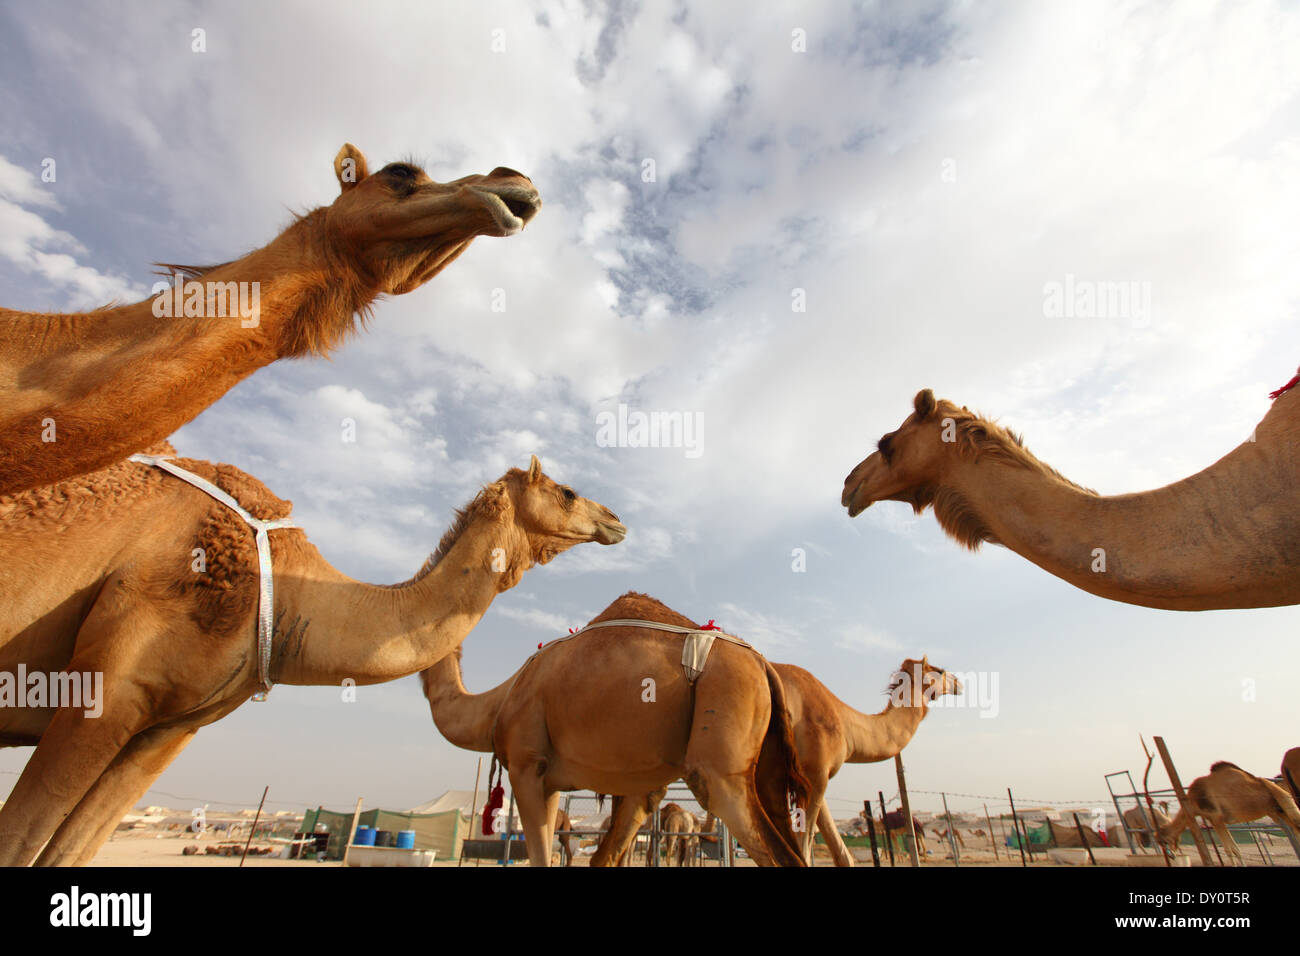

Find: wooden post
<box><xmin>878</xmin><ymin>792</ymin><xmax>895</xmax><ymax>867</ymax></box>
<box><xmin>1007</xmin><ymin>789</ymin><xmax>1028</xmax><ymax>867</ymax></box>
<box><xmin>459</xmin><ymin>757</ymin><xmax>482</xmax><ymax>868</ymax></box>
<box><xmin>1153</xmin><ymin>736</ymin><xmax>1214</xmax><ymax>866</ymax></box>
<box><xmin>895</xmin><ymin>755</ymin><xmax>919</xmax><ymax>867</ymax></box>
<box><xmin>239</xmin><ymin>786</ymin><xmax>269</xmax><ymax>868</ymax></box>
<box><xmin>1072</xmin><ymin>813</ymin><xmax>1097</xmax><ymax>865</ymax></box>
<box><xmin>983</xmin><ymin>803</ymin><xmax>999</xmax><ymax>861</ymax></box>
<box><xmin>863</xmin><ymin>801</ymin><xmax>880</xmax><ymax>867</ymax></box>
<box><xmin>340</xmin><ymin>796</ymin><xmax>364</xmax><ymax>868</ymax></box>
<box><xmin>941</xmin><ymin>792</ymin><xmax>959</xmax><ymax>866</ymax></box>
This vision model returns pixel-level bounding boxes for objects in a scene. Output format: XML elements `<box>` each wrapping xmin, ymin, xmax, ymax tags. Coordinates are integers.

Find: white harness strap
<box><xmin>129</xmin><ymin>453</ymin><xmax>294</xmax><ymax>700</ymax></box>
<box><xmin>551</xmin><ymin>618</ymin><xmax>751</xmax><ymax>684</ymax></box>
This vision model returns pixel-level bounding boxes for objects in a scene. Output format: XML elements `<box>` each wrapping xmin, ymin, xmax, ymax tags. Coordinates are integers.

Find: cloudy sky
<box><xmin>3</xmin><ymin>1</ymin><xmax>1299</xmax><ymax>827</ymax></box>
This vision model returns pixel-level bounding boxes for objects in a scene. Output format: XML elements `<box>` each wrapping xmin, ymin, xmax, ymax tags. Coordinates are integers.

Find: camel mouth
<box><xmin>596</xmin><ymin>520</ymin><xmax>627</xmax><ymax>545</ymax></box>
<box><xmin>842</xmin><ymin>483</ymin><xmax>872</xmax><ymax>517</ymax></box>
<box><xmin>472</xmin><ymin>184</ymin><xmax>541</xmax><ymax>235</ymax></box>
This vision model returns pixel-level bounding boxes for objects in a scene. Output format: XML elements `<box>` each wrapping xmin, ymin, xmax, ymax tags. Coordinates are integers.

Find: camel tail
<box><xmin>752</xmin><ymin>660</ymin><xmax>812</xmax><ymax>866</ymax></box>
<box><xmin>1284</xmin><ymin>764</ymin><xmax>1300</xmax><ymax>808</ymax></box>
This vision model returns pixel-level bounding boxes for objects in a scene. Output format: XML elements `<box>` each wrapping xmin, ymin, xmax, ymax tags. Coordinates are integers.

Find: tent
<box><xmin>302</xmin><ymin>806</ymin><xmax>469</xmax><ymax>861</ymax></box>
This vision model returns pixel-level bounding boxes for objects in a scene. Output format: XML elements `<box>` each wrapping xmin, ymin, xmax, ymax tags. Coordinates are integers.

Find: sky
<box><xmin>2</xmin><ymin>0</ymin><xmax>1298</xmax><ymax>826</ymax></box>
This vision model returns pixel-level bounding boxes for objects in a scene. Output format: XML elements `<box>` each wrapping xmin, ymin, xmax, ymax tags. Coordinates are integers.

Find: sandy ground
<box><xmin>89</xmin><ymin>828</ymin><xmax>1296</xmax><ymax>867</ymax></box>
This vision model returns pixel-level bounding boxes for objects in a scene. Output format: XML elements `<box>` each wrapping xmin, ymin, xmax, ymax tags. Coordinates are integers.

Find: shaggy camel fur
<box><xmin>1157</xmin><ymin>761</ymin><xmax>1300</xmax><ymax>865</ymax></box>
<box><xmin>423</xmin><ymin>593</ymin><xmax>810</xmax><ymax>867</ymax></box>
<box><xmin>0</xmin><ymin>452</ymin><xmax>621</xmax><ymax>866</ymax></box>
<box><xmin>842</xmin><ymin>387</ymin><xmax>1300</xmax><ymax>610</ymax></box>
<box><xmin>0</xmin><ymin>143</ymin><xmax>539</xmax><ymax>496</ymax></box>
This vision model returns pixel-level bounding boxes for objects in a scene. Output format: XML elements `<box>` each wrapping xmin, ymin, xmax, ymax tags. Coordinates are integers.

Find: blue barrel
<box><xmin>396</xmin><ymin>830</ymin><xmax>416</xmax><ymax>849</ymax></box>
<box><xmin>354</xmin><ymin>826</ymin><xmax>376</xmax><ymax>846</ymax></box>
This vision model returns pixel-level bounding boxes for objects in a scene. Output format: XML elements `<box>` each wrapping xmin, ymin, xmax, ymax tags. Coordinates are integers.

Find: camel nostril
<box><xmin>504</xmin><ymin>196</ymin><xmax>537</xmax><ymax>219</ymax></box>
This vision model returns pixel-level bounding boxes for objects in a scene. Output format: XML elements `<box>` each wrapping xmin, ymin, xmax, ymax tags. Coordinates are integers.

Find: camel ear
<box><xmin>528</xmin><ymin>455</ymin><xmax>542</xmax><ymax>484</ymax></box>
<box><xmin>913</xmin><ymin>389</ymin><xmax>937</xmax><ymax>421</ymax></box>
<box><xmin>334</xmin><ymin>143</ymin><xmax>369</xmax><ymax>191</ymax></box>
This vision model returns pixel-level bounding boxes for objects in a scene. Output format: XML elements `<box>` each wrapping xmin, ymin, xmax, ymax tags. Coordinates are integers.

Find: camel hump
<box><xmin>1210</xmin><ymin>761</ymin><xmax>1244</xmax><ymax>774</ymax></box>
<box><xmin>170</xmin><ymin>457</ymin><xmax>293</xmax><ymax>522</ymax></box>
<box><xmin>588</xmin><ymin>591</ymin><xmax>699</xmax><ymax>630</ymax></box>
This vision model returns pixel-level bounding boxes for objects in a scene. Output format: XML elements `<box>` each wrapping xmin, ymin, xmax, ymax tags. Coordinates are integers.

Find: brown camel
<box><xmin>881</xmin><ymin>810</ymin><xmax>928</xmax><ymax>858</ymax></box>
<box><xmin>1157</xmin><ymin>761</ymin><xmax>1300</xmax><ymax>865</ymax></box>
<box><xmin>553</xmin><ymin>807</ymin><xmax>575</xmax><ymax>867</ymax></box>
<box><xmin>1282</xmin><ymin>748</ymin><xmax>1300</xmax><ymax>805</ymax></box>
<box><xmin>0</xmin><ymin>452</ymin><xmax>622</xmax><ymax>866</ymax></box>
<box><xmin>660</xmin><ymin>802</ymin><xmax>699</xmax><ymax>867</ymax></box>
<box><xmin>777</xmin><ymin>657</ymin><xmax>960</xmax><ymax>865</ymax></box>
<box><xmin>1123</xmin><ymin>804</ymin><xmax>1173</xmax><ymax>849</ymax></box>
<box><xmin>0</xmin><ymin>143</ymin><xmax>540</xmax><ymax>497</ymax></box>
<box><xmin>841</xmin><ymin>388</ymin><xmax>1300</xmax><ymax>610</ymax></box>
<box><xmin>422</xmin><ymin>592</ymin><xmax>811</xmax><ymax>867</ymax></box>
<box><xmin>592</xmin><ymin>655</ymin><xmax>961</xmax><ymax>867</ymax></box>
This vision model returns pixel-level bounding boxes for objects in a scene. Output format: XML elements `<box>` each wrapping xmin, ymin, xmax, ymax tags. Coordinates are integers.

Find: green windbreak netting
<box><xmin>301</xmin><ymin>807</ymin><xmax>468</xmax><ymax>861</ymax></box>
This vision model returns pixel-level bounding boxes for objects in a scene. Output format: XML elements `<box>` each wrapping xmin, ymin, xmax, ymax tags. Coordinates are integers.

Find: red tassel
<box><xmin>537</xmin><ymin>642</ymin><xmax>543</xmax><ymax>649</ymax></box>
<box><xmin>700</xmin><ymin>619</ymin><xmax>720</xmax><ymax>631</ymax></box>
<box><xmin>1269</xmin><ymin>367</ymin><xmax>1300</xmax><ymax>400</ymax></box>
<box><xmin>482</xmin><ymin>784</ymin><xmax>504</xmax><ymax>836</ymax></box>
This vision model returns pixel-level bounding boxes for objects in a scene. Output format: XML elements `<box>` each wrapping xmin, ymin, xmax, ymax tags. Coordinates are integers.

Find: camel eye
<box><xmin>877</xmin><ymin>433</ymin><xmax>895</xmax><ymax>464</ymax></box>
<box><xmin>561</xmin><ymin>487</ymin><xmax>576</xmax><ymax>504</ymax></box>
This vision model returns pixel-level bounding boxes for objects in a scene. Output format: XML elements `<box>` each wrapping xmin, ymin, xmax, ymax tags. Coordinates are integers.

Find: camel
<box><xmin>0</xmin><ymin>143</ymin><xmax>540</xmax><ymax>497</ymax></box>
<box><xmin>660</xmin><ymin>802</ymin><xmax>699</xmax><ymax>867</ymax></box>
<box><xmin>1157</xmin><ymin>762</ymin><xmax>1300</xmax><ymax>865</ymax></box>
<box><xmin>841</xmin><ymin>387</ymin><xmax>1300</xmax><ymax>610</ymax></box>
<box><xmin>881</xmin><ymin>810</ymin><xmax>928</xmax><ymax>858</ymax></box>
<box><xmin>422</xmin><ymin>592</ymin><xmax>811</xmax><ymax>867</ymax></box>
<box><xmin>553</xmin><ymin>807</ymin><xmax>575</xmax><ymax>867</ymax></box>
<box><xmin>587</xmin><ymin>655</ymin><xmax>961</xmax><ymax>867</ymax></box>
<box><xmin>1282</xmin><ymin>748</ymin><xmax>1300</xmax><ymax>805</ymax></box>
<box><xmin>775</xmin><ymin>656</ymin><xmax>960</xmax><ymax>865</ymax></box>
<box><xmin>0</xmin><ymin>452</ymin><xmax>622</xmax><ymax>866</ymax></box>
<box><xmin>1123</xmin><ymin>804</ymin><xmax>1173</xmax><ymax>849</ymax></box>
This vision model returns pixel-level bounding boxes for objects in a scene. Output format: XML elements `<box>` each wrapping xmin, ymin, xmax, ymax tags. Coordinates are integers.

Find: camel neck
<box><xmin>421</xmin><ymin>652</ymin><xmax>520</xmax><ymax>753</ymax></box>
<box><xmin>842</xmin><ymin>692</ymin><xmax>928</xmax><ymax>764</ymax></box>
<box><xmin>273</xmin><ymin>510</ymin><xmax>529</xmax><ymax>686</ymax></box>
<box><xmin>944</xmin><ymin>398</ymin><xmax>1300</xmax><ymax>610</ymax></box>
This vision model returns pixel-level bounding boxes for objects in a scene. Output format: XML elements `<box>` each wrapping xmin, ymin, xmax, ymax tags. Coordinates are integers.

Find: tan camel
<box><xmin>881</xmin><ymin>810</ymin><xmax>928</xmax><ymax>858</ymax></box>
<box><xmin>660</xmin><ymin>802</ymin><xmax>699</xmax><ymax>867</ymax></box>
<box><xmin>592</xmin><ymin>655</ymin><xmax>961</xmax><ymax>867</ymax></box>
<box><xmin>0</xmin><ymin>143</ymin><xmax>540</xmax><ymax>497</ymax></box>
<box><xmin>1283</xmin><ymin>748</ymin><xmax>1300</xmax><ymax>805</ymax></box>
<box><xmin>1157</xmin><ymin>761</ymin><xmax>1300</xmax><ymax>865</ymax></box>
<box><xmin>777</xmin><ymin>657</ymin><xmax>960</xmax><ymax>865</ymax></box>
<box><xmin>841</xmin><ymin>388</ymin><xmax>1300</xmax><ymax>610</ymax></box>
<box><xmin>422</xmin><ymin>592</ymin><xmax>811</xmax><ymax>867</ymax></box>
<box><xmin>553</xmin><ymin>807</ymin><xmax>575</xmax><ymax>867</ymax></box>
<box><xmin>0</xmin><ymin>452</ymin><xmax>622</xmax><ymax>866</ymax></box>
<box><xmin>1123</xmin><ymin>804</ymin><xmax>1173</xmax><ymax>849</ymax></box>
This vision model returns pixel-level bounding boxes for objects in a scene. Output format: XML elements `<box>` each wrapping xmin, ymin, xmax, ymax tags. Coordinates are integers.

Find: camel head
<box><xmin>841</xmin><ymin>388</ymin><xmax>960</xmax><ymax>519</ymax></box>
<box><xmin>887</xmin><ymin>655</ymin><xmax>962</xmax><ymax>707</ymax></box>
<box><xmin>501</xmin><ymin>455</ymin><xmax>626</xmax><ymax>571</ymax></box>
<box><xmin>326</xmin><ymin>143</ymin><xmax>541</xmax><ymax>295</ymax></box>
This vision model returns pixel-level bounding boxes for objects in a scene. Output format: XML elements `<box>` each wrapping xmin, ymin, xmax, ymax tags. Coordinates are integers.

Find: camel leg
<box><xmin>1209</xmin><ymin>820</ymin><xmax>1243</xmax><ymax>866</ymax></box>
<box><xmin>817</xmin><ymin>800</ymin><xmax>854</xmax><ymax>867</ymax></box>
<box><xmin>0</xmin><ymin>686</ymin><xmax>153</xmax><ymax>866</ymax></box>
<box><xmin>508</xmin><ymin>768</ymin><xmax>556</xmax><ymax>867</ymax></box>
<box><xmin>591</xmin><ymin>789</ymin><xmax>662</xmax><ymax>868</ymax></box>
<box><xmin>36</xmin><ymin>725</ymin><xmax>197</xmax><ymax>866</ymax></box>
<box><xmin>795</xmin><ymin>776</ymin><xmax>829</xmax><ymax>865</ymax></box>
<box><xmin>686</xmin><ymin>769</ymin><xmax>792</xmax><ymax>867</ymax></box>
